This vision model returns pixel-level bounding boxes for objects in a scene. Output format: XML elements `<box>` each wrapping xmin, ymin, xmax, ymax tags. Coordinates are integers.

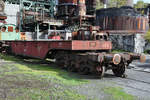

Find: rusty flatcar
<box><xmin>0</xmin><ymin>0</ymin><xmax>147</xmax><ymax>78</ymax></box>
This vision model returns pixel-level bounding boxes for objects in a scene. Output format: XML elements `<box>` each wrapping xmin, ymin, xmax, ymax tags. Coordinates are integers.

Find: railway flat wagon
<box><xmin>0</xmin><ymin>0</ymin><xmax>147</xmax><ymax>78</ymax></box>
<box><xmin>8</xmin><ymin>40</ymin><xmax>145</xmax><ymax>78</ymax></box>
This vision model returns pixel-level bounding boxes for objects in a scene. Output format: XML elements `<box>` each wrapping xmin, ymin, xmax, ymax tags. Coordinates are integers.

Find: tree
<box><xmin>145</xmin><ymin>29</ymin><xmax>150</xmax><ymax>42</ymax></box>
<box><xmin>96</xmin><ymin>0</ymin><xmax>104</xmax><ymax>9</ymax></box>
<box><xmin>134</xmin><ymin>0</ymin><xmax>144</xmax><ymax>8</ymax></box>
<box><xmin>96</xmin><ymin>0</ymin><xmax>127</xmax><ymax>9</ymax></box>
<box><xmin>109</xmin><ymin>0</ymin><xmax>127</xmax><ymax>8</ymax></box>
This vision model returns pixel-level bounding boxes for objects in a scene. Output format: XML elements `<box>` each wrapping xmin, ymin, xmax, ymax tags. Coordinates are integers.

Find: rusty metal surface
<box><xmin>96</xmin><ymin>7</ymin><xmax>149</xmax><ymax>33</ymax></box>
<box><xmin>72</xmin><ymin>41</ymin><xmax>112</xmax><ymax>50</ymax></box>
<box><xmin>11</xmin><ymin>40</ymin><xmax>112</xmax><ymax>59</ymax></box>
<box><xmin>100</xmin><ymin>30</ymin><xmax>147</xmax><ymax>34</ymax></box>
<box><xmin>96</xmin><ymin>16</ymin><xmax>149</xmax><ymax>33</ymax></box>
<box><xmin>57</xmin><ymin>0</ymin><xmax>96</xmax><ymax>17</ymax></box>
<box><xmin>59</xmin><ymin>0</ymin><xmax>78</xmax><ymax>4</ymax></box>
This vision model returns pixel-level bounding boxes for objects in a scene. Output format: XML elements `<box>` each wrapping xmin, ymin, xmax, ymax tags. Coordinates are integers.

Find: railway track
<box><xmin>116</xmin><ymin>77</ymin><xmax>150</xmax><ymax>93</ymax></box>
<box><xmin>109</xmin><ymin>68</ymin><xmax>150</xmax><ymax>94</ymax></box>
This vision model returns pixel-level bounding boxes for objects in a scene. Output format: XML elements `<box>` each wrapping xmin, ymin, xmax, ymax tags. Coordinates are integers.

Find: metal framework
<box><xmin>19</xmin><ymin>0</ymin><xmax>56</xmax><ymax>32</ymax></box>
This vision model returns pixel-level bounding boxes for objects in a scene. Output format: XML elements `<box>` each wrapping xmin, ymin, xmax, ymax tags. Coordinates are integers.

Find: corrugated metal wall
<box><xmin>96</xmin><ymin>7</ymin><xmax>149</xmax><ymax>33</ymax></box>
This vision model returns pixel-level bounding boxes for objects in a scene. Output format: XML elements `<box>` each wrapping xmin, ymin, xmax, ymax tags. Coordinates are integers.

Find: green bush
<box><xmin>145</xmin><ymin>29</ymin><xmax>150</xmax><ymax>42</ymax></box>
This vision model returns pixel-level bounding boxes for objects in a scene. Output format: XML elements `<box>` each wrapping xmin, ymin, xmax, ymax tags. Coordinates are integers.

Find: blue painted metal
<box><xmin>0</xmin><ymin>24</ymin><xmax>21</xmax><ymax>40</ymax></box>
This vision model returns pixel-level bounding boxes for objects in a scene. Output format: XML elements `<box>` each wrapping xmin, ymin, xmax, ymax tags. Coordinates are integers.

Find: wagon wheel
<box><xmin>67</xmin><ymin>61</ymin><xmax>77</xmax><ymax>72</ymax></box>
<box><xmin>0</xmin><ymin>43</ymin><xmax>2</xmax><ymax>53</ymax></box>
<box><xmin>77</xmin><ymin>60</ymin><xmax>90</xmax><ymax>75</ymax></box>
<box><xmin>112</xmin><ymin>63</ymin><xmax>127</xmax><ymax>78</ymax></box>
<box><xmin>55</xmin><ymin>52</ymin><xmax>67</xmax><ymax>67</ymax></box>
<box><xmin>64</xmin><ymin>56</ymin><xmax>70</xmax><ymax>69</ymax></box>
<box><xmin>61</xmin><ymin>54</ymin><xmax>72</xmax><ymax>69</ymax></box>
<box><xmin>56</xmin><ymin>56</ymin><xmax>65</xmax><ymax>66</ymax></box>
<box><xmin>96</xmin><ymin>66</ymin><xmax>105</xmax><ymax>78</ymax></box>
<box><xmin>78</xmin><ymin>67</ymin><xmax>90</xmax><ymax>75</ymax></box>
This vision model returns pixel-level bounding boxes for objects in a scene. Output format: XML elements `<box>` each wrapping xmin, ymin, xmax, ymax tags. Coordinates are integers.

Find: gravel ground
<box><xmin>72</xmin><ymin>55</ymin><xmax>150</xmax><ymax>100</ymax></box>
<box><xmin>70</xmin><ymin>68</ymin><xmax>150</xmax><ymax>100</ymax></box>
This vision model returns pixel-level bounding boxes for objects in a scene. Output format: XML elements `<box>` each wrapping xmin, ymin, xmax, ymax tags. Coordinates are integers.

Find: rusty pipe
<box><xmin>98</xmin><ymin>54</ymin><xmax>121</xmax><ymax>65</ymax></box>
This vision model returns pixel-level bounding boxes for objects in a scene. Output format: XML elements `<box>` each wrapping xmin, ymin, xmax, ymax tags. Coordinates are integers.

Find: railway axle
<box><xmin>54</xmin><ymin>51</ymin><xmax>145</xmax><ymax>78</ymax></box>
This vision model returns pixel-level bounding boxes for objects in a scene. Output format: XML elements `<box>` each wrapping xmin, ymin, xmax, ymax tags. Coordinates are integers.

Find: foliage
<box><xmin>107</xmin><ymin>0</ymin><xmax>127</xmax><ymax>8</ymax></box>
<box><xmin>96</xmin><ymin>0</ymin><xmax>127</xmax><ymax>9</ymax></box>
<box><xmin>112</xmin><ymin>49</ymin><xmax>127</xmax><ymax>53</ymax></box>
<box><xmin>144</xmin><ymin>49</ymin><xmax>150</xmax><ymax>54</ymax></box>
<box><xmin>96</xmin><ymin>0</ymin><xmax>104</xmax><ymax>9</ymax></box>
<box><xmin>134</xmin><ymin>0</ymin><xmax>145</xmax><ymax>8</ymax></box>
<box><xmin>145</xmin><ymin>29</ymin><xmax>150</xmax><ymax>42</ymax></box>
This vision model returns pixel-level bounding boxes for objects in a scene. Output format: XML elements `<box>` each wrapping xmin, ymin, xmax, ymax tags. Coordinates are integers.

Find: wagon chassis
<box><xmin>1</xmin><ymin>40</ymin><xmax>144</xmax><ymax>78</ymax></box>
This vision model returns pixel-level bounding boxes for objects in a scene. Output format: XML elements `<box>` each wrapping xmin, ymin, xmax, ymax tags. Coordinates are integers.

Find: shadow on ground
<box><xmin>0</xmin><ymin>54</ymin><xmax>118</xmax><ymax>82</ymax></box>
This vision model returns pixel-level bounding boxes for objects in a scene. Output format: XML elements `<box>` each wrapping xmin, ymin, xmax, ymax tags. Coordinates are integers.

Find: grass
<box><xmin>144</xmin><ymin>49</ymin><xmax>150</xmax><ymax>54</ymax></box>
<box><xmin>49</xmin><ymin>89</ymin><xmax>87</xmax><ymax>100</ymax></box>
<box><xmin>12</xmin><ymin>88</ymin><xmax>88</xmax><ymax>100</ymax></box>
<box><xmin>145</xmin><ymin>29</ymin><xmax>150</xmax><ymax>42</ymax></box>
<box><xmin>0</xmin><ymin>54</ymin><xmax>88</xmax><ymax>85</ymax></box>
<box><xmin>104</xmin><ymin>87</ymin><xmax>135</xmax><ymax>100</ymax></box>
<box><xmin>0</xmin><ymin>54</ymin><xmax>88</xmax><ymax>100</ymax></box>
<box><xmin>112</xmin><ymin>49</ymin><xmax>127</xmax><ymax>53</ymax></box>
<box><xmin>8</xmin><ymin>63</ymin><xmax>88</xmax><ymax>85</ymax></box>
<box><xmin>0</xmin><ymin>54</ymin><xmax>20</xmax><ymax>61</ymax></box>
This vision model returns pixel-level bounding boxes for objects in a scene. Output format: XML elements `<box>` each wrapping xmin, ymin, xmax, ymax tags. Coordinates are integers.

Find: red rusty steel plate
<box><xmin>96</xmin><ymin>16</ymin><xmax>149</xmax><ymax>33</ymax></box>
<box><xmin>11</xmin><ymin>41</ymin><xmax>112</xmax><ymax>59</ymax></box>
<box><xmin>0</xmin><ymin>16</ymin><xmax>7</xmax><ymax>19</ymax></box>
<box><xmin>100</xmin><ymin>30</ymin><xmax>147</xmax><ymax>34</ymax></box>
<box><xmin>72</xmin><ymin>41</ymin><xmax>112</xmax><ymax>50</ymax></box>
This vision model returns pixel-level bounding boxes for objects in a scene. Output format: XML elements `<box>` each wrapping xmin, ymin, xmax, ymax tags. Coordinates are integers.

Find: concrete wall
<box><xmin>4</xmin><ymin>3</ymin><xmax>19</xmax><ymax>25</ymax></box>
<box><xmin>110</xmin><ymin>34</ymin><xmax>145</xmax><ymax>53</ymax></box>
<box><xmin>110</xmin><ymin>35</ymin><xmax>134</xmax><ymax>52</ymax></box>
<box><xmin>134</xmin><ymin>34</ymin><xmax>145</xmax><ymax>53</ymax></box>
<box><xmin>145</xmin><ymin>41</ymin><xmax>150</xmax><ymax>52</ymax></box>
